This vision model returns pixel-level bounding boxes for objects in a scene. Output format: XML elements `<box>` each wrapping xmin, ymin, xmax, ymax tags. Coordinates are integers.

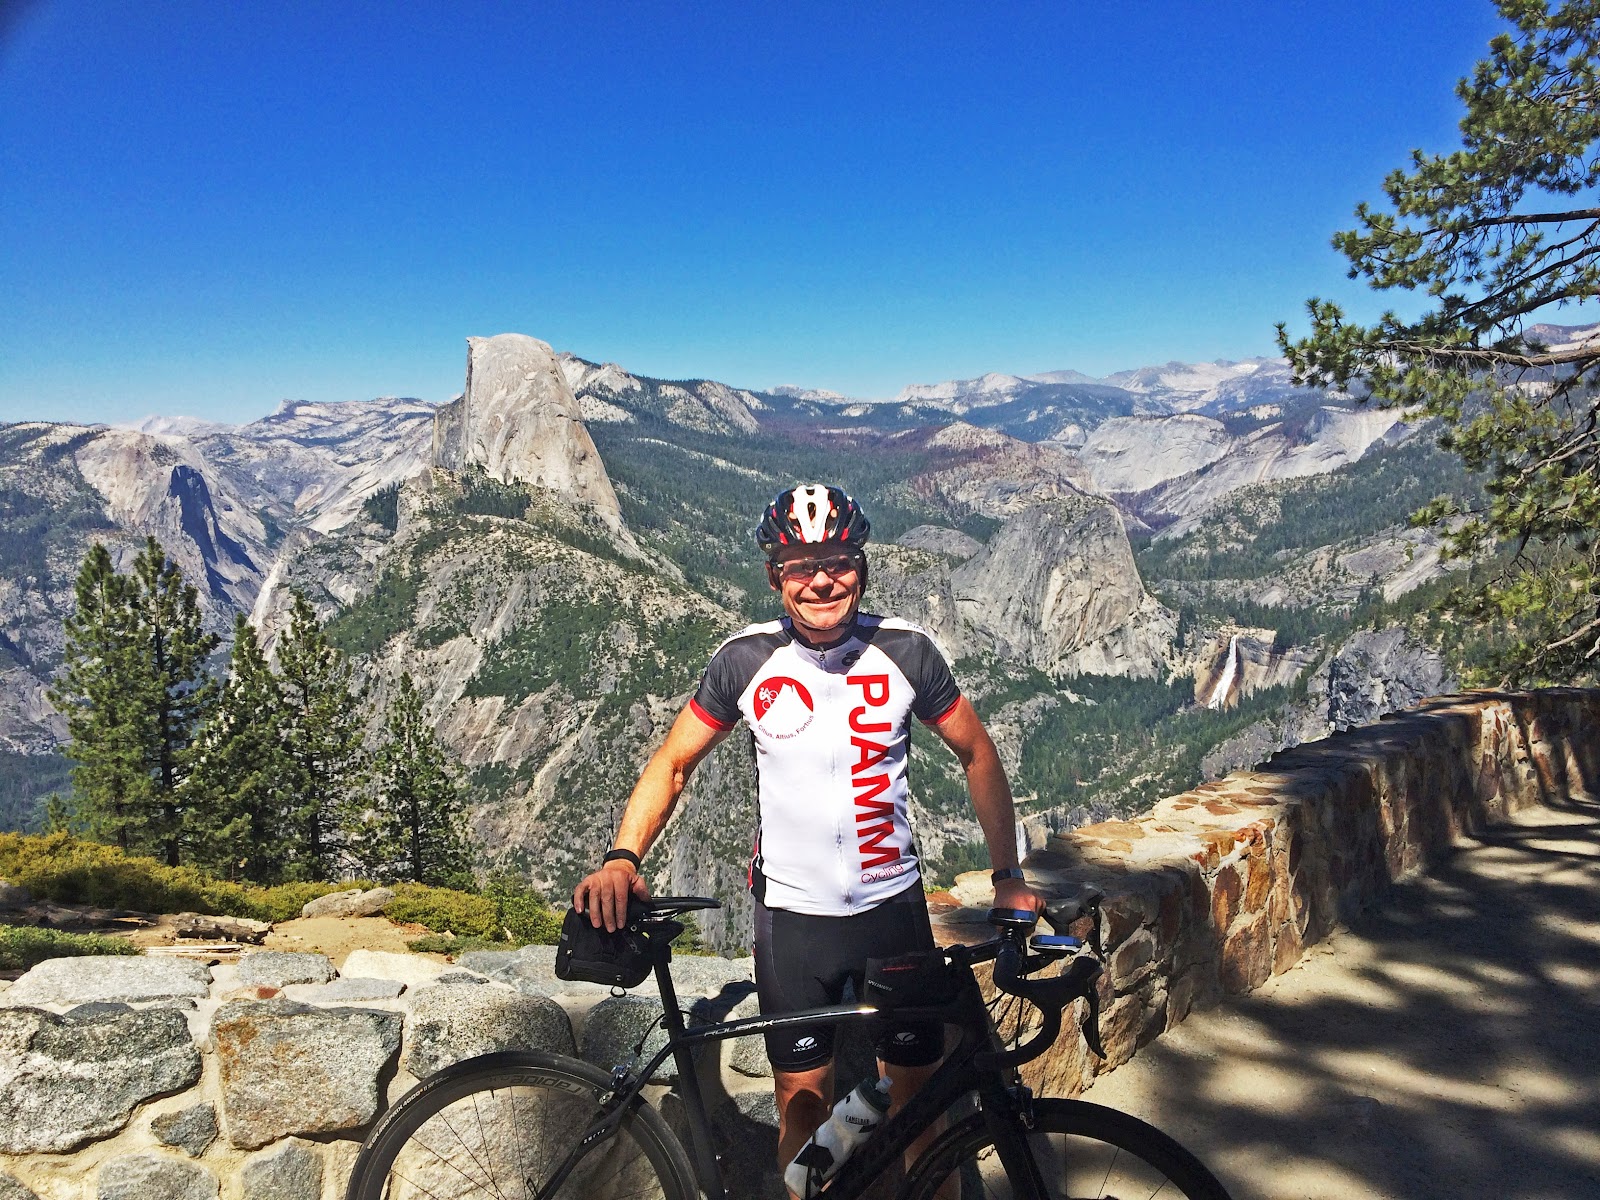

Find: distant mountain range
<box><xmin>2</xmin><ymin>327</ymin><xmax>1550</xmax><ymax>946</ymax></box>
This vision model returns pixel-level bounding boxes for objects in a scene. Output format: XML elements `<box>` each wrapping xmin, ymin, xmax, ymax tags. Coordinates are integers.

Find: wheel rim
<box><xmin>926</xmin><ymin>1126</ymin><xmax>1219</xmax><ymax>1200</ymax></box>
<box><xmin>985</xmin><ymin>1131</ymin><xmax>1191</xmax><ymax>1198</ymax></box>
<box><xmin>373</xmin><ymin>1082</ymin><xmax>679</xmax><ymax>1200</ymax></box>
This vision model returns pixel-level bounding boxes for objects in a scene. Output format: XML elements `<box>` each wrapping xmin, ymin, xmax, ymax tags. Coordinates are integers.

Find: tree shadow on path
<box><xmin>1083</xmin><ymin>794</ymin><xmax>1600</xmax><ymax>1200</ymax></box>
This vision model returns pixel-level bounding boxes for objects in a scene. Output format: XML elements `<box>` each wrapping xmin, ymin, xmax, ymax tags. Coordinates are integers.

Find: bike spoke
<box><xmin>469</xmin><ymin>1093</ymin><xmax>508</xmax><ymax>1200</ymax></box>
<box><xmin>504</xmin><ymin>1087</ymin><xmax>531</xmax><ymax>1200</ymax></box>
<box><xmin>436</xmin><ymin>1109</ymin><xmax>509</xmax><ymax>1200</ymax></box>
<box><xmin>1094</xmin><ymin>1142</ymin><xmax>1119</xmax><ymax>1198</ymax></box>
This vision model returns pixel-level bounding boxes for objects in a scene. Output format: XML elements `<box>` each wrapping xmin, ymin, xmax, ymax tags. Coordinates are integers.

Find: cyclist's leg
<box><xmin>774</xmin><ymin>1061</ymin><xmax>836</xmax><ymax>1196</ymax></box>
<box><xmin>755</xmin><ymin>897</ymin><xmax>847</xmax><ymax>1190</ymax></box>
<box><xmin>867</xmin><ymin>888</ymin><xmax>949</xmax><ymax>1192</ymax></box>
<box><xmin>879</xmin><ymin>1057</ymin><xmax>954</xmax><ymax>1200</ymax></box>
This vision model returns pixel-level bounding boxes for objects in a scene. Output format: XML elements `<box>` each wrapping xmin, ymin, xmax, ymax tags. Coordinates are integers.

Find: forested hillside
<box><xmin>0</xmin><ymin>334</ymin><xmax>1500</xmax><ymax>950</ymax></box>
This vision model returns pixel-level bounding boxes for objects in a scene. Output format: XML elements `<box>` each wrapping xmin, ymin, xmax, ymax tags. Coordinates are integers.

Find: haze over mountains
<box><xmin>1</xmin><ymin>327</ymin><xmax>1528</xmax><ymax>947</ymax></box>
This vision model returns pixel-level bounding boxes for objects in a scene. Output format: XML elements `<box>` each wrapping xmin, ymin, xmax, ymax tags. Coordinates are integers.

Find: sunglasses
<box><xmin>774</xmin><ymin>553</ymin><xmax>863</xmax><ymax>582</ymax></box>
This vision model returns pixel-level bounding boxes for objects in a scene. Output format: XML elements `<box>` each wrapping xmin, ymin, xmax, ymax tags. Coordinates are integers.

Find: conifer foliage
<box><xmin>1280</xmin><ymin>0</ymin><xmax>1600</xmax><ymax>685</ymax></box>
<box><xmin>355</xmin><ymin>672</ymin><xmax>473</xmax><ymax>887</ymax></box>
<box><xmin>51</xmin><ymin>541</ymin><xmax>478</xmax><ymax>886</ymax></box>
<box><xmin>274</xmin><ymin>591</ymin><xmax>368</xmax><ymax>881</ymax></box>
<box><xmin>50</xmin><ymin>539</ymin><xmax>218</xmax><ymax>862</ymax></box>
<box><xmin>186</xmin><ymin>615</ymin><xmax>291</xmax><ymax>880</ymax></box>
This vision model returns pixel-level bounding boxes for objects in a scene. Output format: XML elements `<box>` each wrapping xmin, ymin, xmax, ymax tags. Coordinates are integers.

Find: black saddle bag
<box><xmin>555</xmin><ymin>906</ymin><xmax>655</xmax><ymax>989</ymax></box>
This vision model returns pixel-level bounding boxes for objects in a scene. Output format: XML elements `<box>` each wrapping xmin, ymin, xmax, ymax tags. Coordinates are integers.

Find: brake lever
<box><xmin>1072</xmin><ymin>895</ymin><xmax>1106</xmax><ymax>1059</ymax></box>
<box><xmin>1081</xmin><ymin>980</ymin><xmax>1106</xmax><ymax>1059</ymax></box>
<box><xmin>1085</xmin><ymin>896</ymin><xmax>1105</xmax><ymax>959</ymax></box>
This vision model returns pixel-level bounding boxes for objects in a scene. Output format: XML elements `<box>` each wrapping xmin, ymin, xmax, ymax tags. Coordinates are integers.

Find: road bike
<box><xmin>345</xmin><ymin>891</ymin><xmax>1234</xmax><ymax>1199</ymax></box>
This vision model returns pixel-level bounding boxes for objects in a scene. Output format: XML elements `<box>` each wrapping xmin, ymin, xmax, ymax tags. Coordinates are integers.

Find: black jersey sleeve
<box><xmin>874</xmin><ymin>623</ymin><xmax>962</xmax><ymax>724</ymax></box>
<box><xmin>689</xmin><ymin>626</ymin><xmax>790</xmax><ymax>732</ymax></box>
<box><xmin>690</xmin><ymin>646</ymin><xmax>744</xmax><ymax>731</ymax></box>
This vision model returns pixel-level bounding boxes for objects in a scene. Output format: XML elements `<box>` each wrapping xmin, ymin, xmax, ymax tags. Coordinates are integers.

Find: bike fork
<box><xmin>979</xmin><ymin>1080</ymin><xmax>1048</xmax><ymax>1200</ymax></box>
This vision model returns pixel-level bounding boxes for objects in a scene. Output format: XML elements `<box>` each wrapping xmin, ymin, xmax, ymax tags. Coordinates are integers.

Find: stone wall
<box><xmin>941</xmin><ymin>687</ymin><xmax>1600</xmax><ymax>1097</ymax></box>
<box><xmin>1</xmin><ymin>687</ymin><xmax>1594</xmax><ymax>1198</ymax></box>
<box><xmin>0</xmin><ymin>944</ymin><xmax>771</xmax><ymax>1199</ymax></box>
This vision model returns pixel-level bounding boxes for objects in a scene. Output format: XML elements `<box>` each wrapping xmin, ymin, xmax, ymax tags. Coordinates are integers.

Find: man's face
<box><xmin>768</xmin><ymin>546</ymin><xmax>864</xmax><ymax>640</ymax></box>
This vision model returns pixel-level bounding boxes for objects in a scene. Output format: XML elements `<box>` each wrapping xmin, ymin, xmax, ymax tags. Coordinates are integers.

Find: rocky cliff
<box><xmin>951</xmin><ymin>498</ymin><xmax>1176</xmax><ymax>678</ymax></box>
<box><xmin>434</xmin><ymin>335</ymin><xmax>623</xmax><ymax>530</ymax></box>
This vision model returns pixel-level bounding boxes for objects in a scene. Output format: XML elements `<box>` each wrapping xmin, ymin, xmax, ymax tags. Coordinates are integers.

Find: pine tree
<box><xmin>275</xmin><ymin>591</ymin><xmax>367</xmax><ymax>880</ymax></box>
<box><xmin>354</xmin><ymin>672</ymin><xmax>474</xmax><ymax>886</ymax></box>
<box><xmin>49</xmin><ymin>543</ymin><xmax>154</xmax><ymax>853</ymax></box>
<box><xmin>130</xmin><ymin>537</ymin><xmax>219</xmax><ymax>865</ymax></box>
<box><xmin>365</xmin><ymin>673</ymin><xmax>464</xmax><ymax>883</ymax></box>
<box><xmin>49</xmin><ymin>539</ymin><xmax>220</xmax><ymax>862</ymax></box>
<box><xmin>1279</xmin><ymin>0</ymin><xmax>1600</xmax><ymax>685</ymax></box>
<box><xmin>187</xmin><ymin>615</ymin><xmax>292</xmax><ymax>881</ymax></box>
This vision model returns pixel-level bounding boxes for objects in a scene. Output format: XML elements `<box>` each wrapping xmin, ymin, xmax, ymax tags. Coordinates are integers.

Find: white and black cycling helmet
<box><xmin>755</xmin><ymin>483</ymin><xmax>871</xmax><ymax>557</ymax></box>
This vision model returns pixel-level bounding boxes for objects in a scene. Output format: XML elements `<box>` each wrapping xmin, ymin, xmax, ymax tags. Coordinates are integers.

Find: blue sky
<box><xmin>1</xmin><ymin>1</ymin><xmax>1511</xmax><ymax>425</ymax></box>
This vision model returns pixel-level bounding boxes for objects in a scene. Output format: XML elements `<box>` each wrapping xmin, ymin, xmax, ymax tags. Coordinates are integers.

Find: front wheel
<box><xmin>898</xmin><ymin>1098</ymin><xmax>1233</xmax><ymax>1200</ymax></box>
<box><xmin>344</xmin><ymin>1050</ymin><xmax>698</xmax><ymax>1200</ymax></box>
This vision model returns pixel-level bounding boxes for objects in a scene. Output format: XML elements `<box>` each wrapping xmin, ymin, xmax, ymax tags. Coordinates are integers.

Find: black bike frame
<box><xmin>603</xmin><ymin>935</ymin><xmax>1049</xmax><ymax>1200</ymax></box>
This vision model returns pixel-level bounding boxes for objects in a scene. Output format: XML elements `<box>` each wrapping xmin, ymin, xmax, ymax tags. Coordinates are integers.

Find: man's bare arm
<box><xmin>930</xmin><ymin>696</ymin><xmax>1044</xmax><ymax>915</ymax></box>
<box><xmin>572</xmin><ymin>703</ymin><xmax>728</xmax><ymax>931</ymax></box>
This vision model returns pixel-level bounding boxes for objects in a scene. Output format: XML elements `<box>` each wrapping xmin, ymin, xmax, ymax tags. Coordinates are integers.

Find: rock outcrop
<box><xmin>1140</xmin><ymin>406</ymin><xmax>1406</xmax><ymax>538</ymax></box>
<box><xmin>433</xmin><ymin>335</ymin><xmax>623</xmax><ymax>529</ymax></box>
<box><xmin>1325</xmin><ymin>627</ymin><xmax>1454</xmax><ymax>731</ymax></box>
<box><xmin>74</xmin><ymin>430</ymin><xmax>266</xmax><ymax>611</ymax></box>
<box><xmin>952</xmin><ymin>497</ymin><xmax>1175</xmax><ymax>678</ymax></box>
<box><xmin>1075</xmin><ymin>414</ymin><xmax>1233</xmax><ymax>494</ymax></box>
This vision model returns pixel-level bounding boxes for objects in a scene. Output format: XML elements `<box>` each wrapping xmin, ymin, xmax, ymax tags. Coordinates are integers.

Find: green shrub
<box><xmin>0</xmin><ymin>833</ymin><xmax>357</xmax><ymax>921</ymax></box>
<box><xmin>384</xmin><ymin>882</ymin><xmax>499</xmax><ymax>939</ymax></box>
<box><xmin>0</xmin><ymin>923</ymin><xmax>141</xmax><ymax>970</ymax></box>
<box><xmin>0</xmin><ymin>832</ymin><xmax>226</xmax><ymax>912</ymax></box>
<box><xmin>484</xmin><ymin>874</ymin><xmax>563</xmax><ymax>945</ymax></box>
<box><xmin>0</xmin><ymin>833</ymin><xmax>558</xmax><ymax>949</ymax></box>
<box><xmin>385</xmin><ymin>878</ymin><xmax>562</xmax><ymax>946</ymax></box>
<box><xmin>404</xmin><ymin>933</ymin><xmax>510</xmax><ymax>957</ymax></box>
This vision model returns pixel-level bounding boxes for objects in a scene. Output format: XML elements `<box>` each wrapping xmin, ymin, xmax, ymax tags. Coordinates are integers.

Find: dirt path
<box><xmin>1081</xmin><ymin>795</ymin><xmax>1600</xmax><ymax>1199</ymax></box>
<box><xmin>123</xmin><ymin>914</ymin><xmax>442</xmax><ymax>968</ymax></box>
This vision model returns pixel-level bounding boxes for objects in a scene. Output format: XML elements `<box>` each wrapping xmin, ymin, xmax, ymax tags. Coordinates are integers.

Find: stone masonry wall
<box><xmin>941</xmin><ymin>687</ymin><xmax>1600</xmax><ymax>1097</ymax></box>
<box><xmin>0</xmin><ymin>687</ymin><xmax>1594</xmax><ymax>1198</ymax></box>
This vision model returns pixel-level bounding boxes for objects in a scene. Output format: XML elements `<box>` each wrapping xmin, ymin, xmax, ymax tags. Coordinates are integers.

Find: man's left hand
<box><xmin>993</xmin><ymin>876</ymin><xmax>1045</xmax><ymax>917</ymax></box>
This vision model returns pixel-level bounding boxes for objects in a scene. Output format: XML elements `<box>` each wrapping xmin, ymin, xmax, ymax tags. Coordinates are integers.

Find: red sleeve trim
<box><xmin>690</xmin><ymin>697</ymin><xmax>738</xmax><ymax>732</ymax></box>
<box><xmin>924</xmin><ymin>695</ymin><xmax>963</xmax><ymax>726</ymax></box>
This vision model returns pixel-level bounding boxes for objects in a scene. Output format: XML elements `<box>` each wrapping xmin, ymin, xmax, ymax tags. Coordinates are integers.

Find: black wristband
<box><xmin>991</xmin><ymin>867</ymin><xmax>1025</xmax><ymax>884</ymax></box>
<box><xmin>603</xmin><ymin>848</ymin><xmax>642</xmax><ymax>870</ymax></box>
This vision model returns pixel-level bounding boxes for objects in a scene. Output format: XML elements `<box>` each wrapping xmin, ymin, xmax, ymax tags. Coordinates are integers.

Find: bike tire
<box><xmin>344</xmin><ymin>1049</ymin><xmax>698</xmax><ymax>1200</ymax></box>
<box><xmin>897</xmin><ymin>1097</ymin><xmax>1234</xmax><ymax>1200</ymax></box>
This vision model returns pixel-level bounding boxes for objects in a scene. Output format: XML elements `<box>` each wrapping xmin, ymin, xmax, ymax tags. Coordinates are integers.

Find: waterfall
<box><xmin>1206</xmin><ymin>634</ymin><xmax>1242</xmax><ymax>710</ymax></box>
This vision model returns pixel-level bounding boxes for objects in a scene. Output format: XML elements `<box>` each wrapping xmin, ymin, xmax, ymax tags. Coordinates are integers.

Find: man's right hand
<box><xmin>572</xmin><ymin>861</ymin><xmax>651</xmax><ymax>932</ymax></box>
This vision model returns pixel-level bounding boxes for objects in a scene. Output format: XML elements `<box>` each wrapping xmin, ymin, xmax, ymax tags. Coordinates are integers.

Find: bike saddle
<box><xmin>631</xmin><ymin>896</ymin><xmax>722</xmax><ymax>920</ymax></box>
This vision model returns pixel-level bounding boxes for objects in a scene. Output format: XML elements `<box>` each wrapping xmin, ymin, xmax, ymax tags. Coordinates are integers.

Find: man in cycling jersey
<box><xmin>574</xmin><ymin>483</ymin><xmax>1043</xmax><ymax>1190</ymax></box>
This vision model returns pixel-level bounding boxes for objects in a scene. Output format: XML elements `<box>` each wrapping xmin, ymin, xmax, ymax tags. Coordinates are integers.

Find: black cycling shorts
<box><xmin>753</xmin><ymin>883</ymin><xmax>944</xmax><ymax>1072</ymax></box>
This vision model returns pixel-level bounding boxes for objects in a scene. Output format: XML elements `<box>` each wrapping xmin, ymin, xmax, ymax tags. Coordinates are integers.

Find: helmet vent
<box><xmin>790</xmin><ymin>483</ymin><xmax>833</xmax><ymax>543</ymax></box>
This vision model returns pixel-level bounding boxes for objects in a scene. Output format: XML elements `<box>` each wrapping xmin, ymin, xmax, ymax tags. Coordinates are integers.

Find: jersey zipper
<box><xmin>833</xmin><ymin>671</ymin><xmax>851</xmax><ymax>911</ymax></box>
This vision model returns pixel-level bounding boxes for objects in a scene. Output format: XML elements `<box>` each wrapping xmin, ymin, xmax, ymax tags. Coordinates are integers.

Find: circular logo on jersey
<box><xmin>753</xmin><ymin>676</ymin><xmax>815</xmax><ymax>739</ymax></box>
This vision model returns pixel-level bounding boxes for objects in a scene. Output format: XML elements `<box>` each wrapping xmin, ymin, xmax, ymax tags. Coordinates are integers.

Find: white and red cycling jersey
<box><xmin>688</xmin><ymin>613</ymin><xmax>962</xmax><ymax>917</ymax></box>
